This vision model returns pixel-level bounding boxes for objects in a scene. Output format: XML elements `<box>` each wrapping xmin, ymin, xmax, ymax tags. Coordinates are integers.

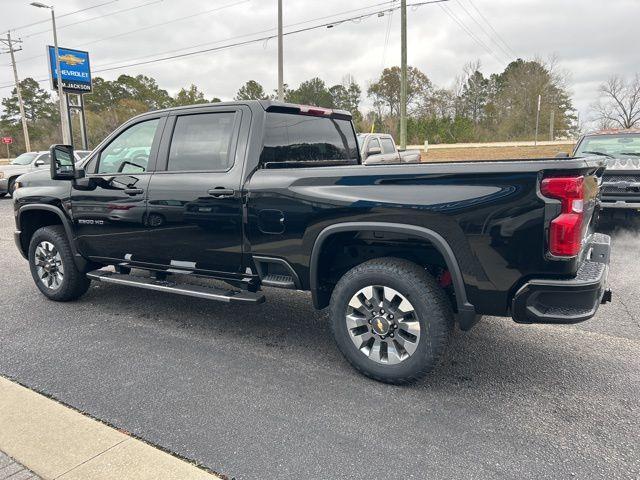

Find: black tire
<box><xmin>329</xmin><ymin>257</ymin><xmax>453</xmax><ymax>385</ymax></box>
<box><xmin>7</xmin><ymin>178</ymin><xmax>16</xmax><ymax>197</ymax></box>
<box><xmin>28</xmin><ymin>225</ymin><xmax>91</xmax><ymax>301</ymax></box>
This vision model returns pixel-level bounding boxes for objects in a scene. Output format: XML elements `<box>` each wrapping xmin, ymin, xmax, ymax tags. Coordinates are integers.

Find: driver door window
<box><xmin>97</xmin><ymin>118</ymin><xmax>160</xmax><ymax>174</ymax></box>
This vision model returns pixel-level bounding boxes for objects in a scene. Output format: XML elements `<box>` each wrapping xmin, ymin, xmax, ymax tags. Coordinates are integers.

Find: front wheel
<box><xmin>7</xmin><ymin>178</ymin><xmax>16</xmax><ymax>197</ymax></box>
<box><xmin>330</xmin><ymin>258</ymin><xmax>453</xmax><ymax>384</ymax></box>
<box><xmin>28</xmin><ymin>225</ymin><xmax>91</xmax><ymax>301</ymax></box>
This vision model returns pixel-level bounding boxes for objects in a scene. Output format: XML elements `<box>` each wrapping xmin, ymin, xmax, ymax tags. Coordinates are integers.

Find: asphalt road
<box><xmin>0</xmin><ymin>198</ymin><xmax>638</xmax><ymax>480</ymax></box>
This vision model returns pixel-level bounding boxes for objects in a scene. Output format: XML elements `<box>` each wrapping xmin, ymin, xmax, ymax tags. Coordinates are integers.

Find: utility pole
<box><xmin>0</xmin><ymin>32</ymin><xmax>31</xmax><ymax>152</ymax></box>
<box><xmin>534</xmin><ymin>94</ymin><xmax>541</xmax><ymax>146</ymax></box>
<box><xmin>549</xmin><ymin>110</ymin><xmax>555</xmax><ymax>141</ymax></box>
<box><xmin>400</xmin><ymin>0</ymin><xmax>407</xmax><ymax>150</ymax></box>
<box><xmin>277</xmin><ymin>0</ymin><xmax>284</xmax><ymax>102</ymax></box>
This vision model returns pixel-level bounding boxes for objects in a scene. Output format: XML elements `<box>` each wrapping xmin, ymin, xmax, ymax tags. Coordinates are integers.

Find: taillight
<box><xmin>540</xmin><ymin>176</ymin><xmax>585</xmax><ymax>257</ymax></box>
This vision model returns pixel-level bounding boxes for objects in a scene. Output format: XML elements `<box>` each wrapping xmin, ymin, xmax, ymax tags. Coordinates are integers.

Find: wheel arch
<box><xmin>17</xmin><ymin>204</ymin><xmax>88</xmax><ymax>271</ymax></box>
<box><xmin>309</xmin><ymin>222</ymin><xmax>476</xmax><ymax>325</ymax></box>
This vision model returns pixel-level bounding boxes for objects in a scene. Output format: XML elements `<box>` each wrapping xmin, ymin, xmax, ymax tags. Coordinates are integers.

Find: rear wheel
<box><xmin>330</xmin><ymin>258</ymin><xmax>453</xmax><ymax>384</ymax></box>
<box><xmin>28</xmin><ymin>225</ymin><xmax>91</xmax><ymax>301</ymax></box>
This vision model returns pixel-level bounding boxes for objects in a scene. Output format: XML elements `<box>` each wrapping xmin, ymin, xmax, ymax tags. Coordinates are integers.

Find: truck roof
<box><xmin>146</xmin><ymin>100</ymin><xmax>352</xmax><ymax>120</ymax></box>
<box><xmin>584</xmin><ymin>128</ymin><xmax>640</xmax><ymax>136</ymax></box>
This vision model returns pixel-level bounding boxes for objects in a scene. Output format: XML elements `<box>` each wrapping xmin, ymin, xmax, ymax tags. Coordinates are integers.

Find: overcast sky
<box><xmin>1</xmin><ymin>0</ymin><xmax>639</xmax><ymax>126</ymax></box>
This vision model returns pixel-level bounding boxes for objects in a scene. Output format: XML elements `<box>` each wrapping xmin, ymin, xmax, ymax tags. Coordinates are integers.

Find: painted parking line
<box><xmin>0</xmin><ymin>376</ymin><xmax>219</xmax><ymax>480</ymax></box>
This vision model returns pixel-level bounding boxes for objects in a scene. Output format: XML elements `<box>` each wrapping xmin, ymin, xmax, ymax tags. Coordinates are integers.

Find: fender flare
<box><xmin>309</xmin><ymin>222</ymin><xmax>476</xmax><ymax>323</ymax></box>
<box><xmin>17</xmin><ymin>204</ymin><xmax>88</xmax><ymax>271</ymax></box>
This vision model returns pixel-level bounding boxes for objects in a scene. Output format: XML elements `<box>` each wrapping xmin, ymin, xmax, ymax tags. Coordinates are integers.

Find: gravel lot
<box><xmin>0</xmin><ymin>198</ymin><xmax>638</xmax><ymax>480</ymax></box>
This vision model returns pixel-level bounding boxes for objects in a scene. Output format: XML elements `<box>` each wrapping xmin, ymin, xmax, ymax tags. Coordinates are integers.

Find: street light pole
<box><xmin>277</xmin><ymin>0</ymin><xmax>284</xmax><ymax>102</ymax></box>
<box><xmin>400</xmin><ymin>0</ymin><xmax>407</xmax><ymax>150</ymax></box>
<box><xmin>31</xmin><ymin>2</ymin><xmax>71</xmax><ymax>145</ymax></box>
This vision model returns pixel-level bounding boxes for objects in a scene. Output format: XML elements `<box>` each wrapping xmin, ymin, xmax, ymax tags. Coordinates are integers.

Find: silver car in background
<box><xmin>0</xmin><ymin>150</ymin><xmax>91</xmax><ymax>196</ymax></box>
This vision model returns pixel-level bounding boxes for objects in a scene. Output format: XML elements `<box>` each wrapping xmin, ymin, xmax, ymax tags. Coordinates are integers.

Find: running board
<box><xmin>87</xmin><ymin>271</ymin><xmax>265</xmax><ymax>304</ymax></box>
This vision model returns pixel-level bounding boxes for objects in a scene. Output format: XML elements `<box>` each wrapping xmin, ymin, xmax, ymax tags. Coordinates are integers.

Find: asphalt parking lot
<box><xmin>0</xmin><ymin>198</ymin><xmax>638</xmax><ymax>480</ymax></box>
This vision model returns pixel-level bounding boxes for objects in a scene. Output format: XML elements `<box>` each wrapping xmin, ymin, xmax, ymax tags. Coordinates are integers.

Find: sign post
<box><xmin>1</xmin><ymin>137</ymin><xmax>13</xmax><ymax>160</ymax></box>
<box><xmin>47</xmin><ymin>46</ymin><xmax>92</xmax><ymax>149</ymax></box>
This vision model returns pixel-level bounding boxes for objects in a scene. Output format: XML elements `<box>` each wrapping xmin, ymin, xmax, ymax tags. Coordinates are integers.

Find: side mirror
<box><xmin>367</xmin><ymin>146</ymin><xmax>382</xmax><ymax>156</ymax></box>
<box><xmin>50</xmin><ymin>144</ymin><xmax>76</xmax><ymax>180</ymax></box>
<box><xmin>34</xmin><ymin>159</ymin><xmax>45</xmax><ymax>167</ymax></box>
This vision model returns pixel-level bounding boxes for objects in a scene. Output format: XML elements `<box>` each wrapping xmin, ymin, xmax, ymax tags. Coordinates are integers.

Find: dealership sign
<box><xmin>47</xmin><ymin>46</ymin><xmax>92</xmax><ymax>93</ymax></box>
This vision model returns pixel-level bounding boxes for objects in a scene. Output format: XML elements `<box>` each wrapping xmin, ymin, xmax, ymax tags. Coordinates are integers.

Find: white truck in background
<box><xmin>358</xmin><ymin>133</ymin><xmax>421</xmax><ymax>165</ymax></box>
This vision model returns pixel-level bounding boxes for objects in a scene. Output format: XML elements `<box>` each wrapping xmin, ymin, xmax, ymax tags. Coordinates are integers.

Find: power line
<box><xmin>1</xmin><ymin>0</ymin><xmax>166</xmax><ymax>68</ymax></box>
<box><xmin>82</xmin><ymin>0</ymin><xmax>250</xmax><ymax>47</ymax></box>
<box><xmin>5</xmin><ymin>0</ymin><xmax>397</xmax><ymax>68</ymax></box>
<box><xmin>0</xmin><ymin>0</ymin><xmax>447</xmax><ymax>90</ymax></box>
<box><xmin>438</xmin><ymin>3</ymin><xmax>506</xmax><ymax>65</ymax></box>
<box><xmin>2</xmin><ymin>0</ymin><xmax>121</xmax><ymax>35</ymax></box>
<box><xmin>91</xmin><ymin>1</ymin><xmax>448</xmax><ymax>74</ymax></box>
<box><xmin>454</xmin><ymin>0</ymin><xmax>511</xmax><ymax>59</ymax></box>
<box><xmin>22</xmin><ymin>0</ymin><xmax>165</xmax><ymax>38</ymax></box>
<box><xmin>465</xmin><ymin>0</ymin><xmax>516</xmax><ymax>57</ymax></box>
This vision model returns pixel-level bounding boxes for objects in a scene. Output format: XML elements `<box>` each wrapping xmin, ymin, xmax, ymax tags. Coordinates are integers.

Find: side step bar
<box><xmin>87</xmin><ymin>271</ymin><xmax>265</xmax><ymax>304</ymax></box>
<box><xmin>261</xmin><ymin>274</ymin><xmax>296</xmax><ymax>289</ymax></box>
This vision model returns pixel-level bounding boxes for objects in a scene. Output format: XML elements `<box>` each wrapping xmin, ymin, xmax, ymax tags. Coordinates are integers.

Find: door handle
<box><xmin>124</xmin><ymin>188</ymin><xmax>144</xmax><ymax>196</ymax></box>
<box><xmin>208</xmin><ymin>188</ymin><xmax>235</xmax><ymax>198</ymax></box>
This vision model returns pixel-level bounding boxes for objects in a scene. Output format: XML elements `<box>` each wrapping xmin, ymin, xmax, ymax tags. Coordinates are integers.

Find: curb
<box><xmin>0</xmin><ymin>376</ymin><xmax>221</xmax><ymax>480</ymax></box>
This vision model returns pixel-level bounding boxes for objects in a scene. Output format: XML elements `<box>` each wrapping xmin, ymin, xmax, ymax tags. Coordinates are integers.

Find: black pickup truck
<box><xmin>13</xmin><ymin>101</ymin><xmax>612</xmax><ymax>384</ymax></box>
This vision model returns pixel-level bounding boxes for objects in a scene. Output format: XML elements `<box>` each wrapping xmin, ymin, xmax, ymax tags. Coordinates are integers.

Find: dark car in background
<box><xmin>573</xmin><ymin>129</ymin><xmax>640</xmax><ymax>218</ymax></box>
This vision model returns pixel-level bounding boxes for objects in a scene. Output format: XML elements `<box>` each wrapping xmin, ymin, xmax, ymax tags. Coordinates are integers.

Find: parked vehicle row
<box><xmin>0</xmin><ymin>150</ymin><xmax>90</xmax><ymax>197</ymax></box>
<box><xmin>11</xmin><ymin>100</ymin><xmax>612</xmax><ymax>384</ymax></box>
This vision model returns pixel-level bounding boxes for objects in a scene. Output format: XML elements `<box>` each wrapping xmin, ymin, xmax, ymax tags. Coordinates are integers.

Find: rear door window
<box><xmin>37</xmin><ymin>153</ymin><xmax>51</xmax><ymax>165</ymax></box>
<box><xmin>381</xmin><ymin>138</ymin><xmax>395</xmax><ymax>154</ymax></box>
<box><xmin>260</xmin><ymin>113</ymin><xmax>358</xmax><ymax>167</ymax></box>
<box><xmin>168</xmin><ymin>112</ymin><xmax>237</xmax><ymax>171</ymax></box>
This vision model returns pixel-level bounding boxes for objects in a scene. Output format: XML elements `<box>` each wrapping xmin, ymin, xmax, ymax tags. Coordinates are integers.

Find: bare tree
<box><xmin>592</xmin><ymin>75</ymin><xmax>640</xmax><ymax>129</ymax></box>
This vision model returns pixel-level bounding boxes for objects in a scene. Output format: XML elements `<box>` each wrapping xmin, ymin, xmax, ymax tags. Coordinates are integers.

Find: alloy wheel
<box><xmin>34</xmin><ymin>241</ymin><xmax>64</xmax><ymax>290</ymax></box>
<box><xmin>345</xmin><ymin>285</ymin><xmax>421</xmax><ymax>365</ymax></box>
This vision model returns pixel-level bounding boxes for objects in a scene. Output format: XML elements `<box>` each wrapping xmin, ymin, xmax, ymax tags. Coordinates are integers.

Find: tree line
<box><xmin>1</xmin><ymin>57</ymin><xmax>636</xmax><ymax>153</ymax></box>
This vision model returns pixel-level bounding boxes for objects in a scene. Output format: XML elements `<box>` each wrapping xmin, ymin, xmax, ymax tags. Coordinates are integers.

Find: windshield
<box><xmin>575</xmin><ymin>134</ymin><xmax>640</xmax><ymax>158</ymax></box>
<box><xmin>11</xmin><ymin>153</ymin><xmax>37</xmax><ymax>165</ymax></box>
<box><xmin>357</xmin><ymin>134</ymin><xmax>365</xmax><ymax>149</ymax></box>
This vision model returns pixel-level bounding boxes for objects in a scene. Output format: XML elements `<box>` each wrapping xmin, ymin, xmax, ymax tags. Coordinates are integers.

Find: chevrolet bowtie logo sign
<box><xmin>47</xmin><ymin>46</ymin><xmax>92</xmax><ymax>93</ymax></box>
<box><xmin>58</xmin><ymin>54</ymin><xmax>85</xmax><ymax>66</ymax></box>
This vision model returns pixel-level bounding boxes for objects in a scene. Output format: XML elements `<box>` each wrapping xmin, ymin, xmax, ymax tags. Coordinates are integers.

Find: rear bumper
<box><xmin>511</xmin><ymin>233</ymin><xmax>611</xmax><ymax>324</ymax></box>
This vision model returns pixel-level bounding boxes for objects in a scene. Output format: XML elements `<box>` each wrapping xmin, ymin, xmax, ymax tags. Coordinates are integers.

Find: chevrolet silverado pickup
<box><xmin>12</xmin><ymin>101</ymin><xmax>612</xmax><ymax>384</ymax></box>
<box><xmin>573</xmin><ymin>129</ymin><xmax>640</xmax><ymax>219</ymax></box>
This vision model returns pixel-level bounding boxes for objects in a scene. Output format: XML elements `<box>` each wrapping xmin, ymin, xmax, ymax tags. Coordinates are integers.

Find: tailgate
<box><xmin>539</xmin><ymin>158</ymin><xmax>605</xmax><ymax>265</ymax></box>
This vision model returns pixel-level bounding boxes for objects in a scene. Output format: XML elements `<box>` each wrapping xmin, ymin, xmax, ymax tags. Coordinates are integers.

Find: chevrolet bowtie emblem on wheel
<box><xmin>58</xmin><ymin>54</ymin><xmax>85</xmax><ymax>66</ymax></box>
<box><xmin>376</xmin><ymin>319</ymin><xmax>384</xmax><ymax>332</ymax></box>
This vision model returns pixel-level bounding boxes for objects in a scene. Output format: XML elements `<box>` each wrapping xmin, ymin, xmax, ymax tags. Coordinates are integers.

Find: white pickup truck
<box><xmin>358</xmin><ymin>133</ymin><xmax>421</xmax><ymax>165</ymax></box>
